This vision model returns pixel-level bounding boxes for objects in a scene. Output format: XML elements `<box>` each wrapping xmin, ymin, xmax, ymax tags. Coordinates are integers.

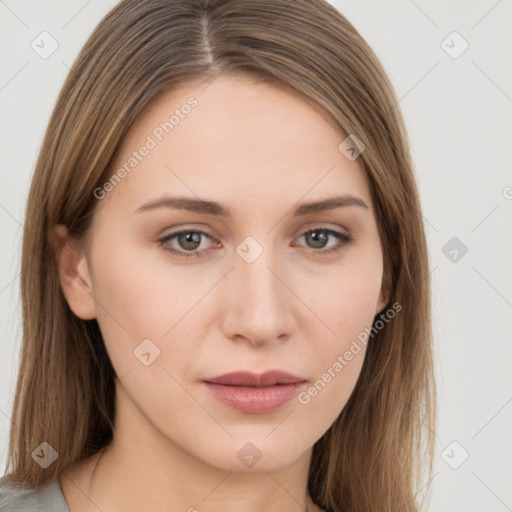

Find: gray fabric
<box><xmin>0</xmin><ymin>475</ymin><xmax>70</xmax><ymax>512</ymax></box>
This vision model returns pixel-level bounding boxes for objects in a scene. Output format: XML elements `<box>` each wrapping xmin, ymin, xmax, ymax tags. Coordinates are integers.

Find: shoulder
<box><xmin>0</xmin><ymin>475</ymin><xmax>70</xmax><ymax>512</ymax></box>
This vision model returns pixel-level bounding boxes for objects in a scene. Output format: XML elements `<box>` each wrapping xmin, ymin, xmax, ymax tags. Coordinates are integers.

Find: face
<box><xmin>57</xmin><ymin>74</ymin><xmax>388</xmax><ymax>474</ymax></box>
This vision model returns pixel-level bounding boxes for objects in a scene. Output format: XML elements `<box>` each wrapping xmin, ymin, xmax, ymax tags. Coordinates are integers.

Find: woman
<box><xmin>0</xmin><ymin>0</ymin><xmax>436</xmax><ymax>510</ymax></box>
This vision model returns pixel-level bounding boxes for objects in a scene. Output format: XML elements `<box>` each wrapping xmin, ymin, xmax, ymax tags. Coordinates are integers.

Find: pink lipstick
<box><xmin>202</xmin><ymin>370</ymin><xmax>307</xmax><ymax>413</ymax></box>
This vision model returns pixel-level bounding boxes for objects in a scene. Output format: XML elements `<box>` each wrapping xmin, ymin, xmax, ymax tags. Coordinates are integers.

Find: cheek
<box><xmin>86</xmin><ymin>238</ymin><xmax>174</xmax><ymax>373</ymax></box>
<box><xmin>90</xmin><ymin>235</ymin><xmax>203</xmax><ymax>336</ymax></box>
<box><xmin>87</xmin><ymin>234</ymin><xmax>225</xmax><ymax>395</ymax></box>
<box><xmin>294</xmin><ymin>253</ymin><xmax>382</xmax><ymax>418</ymax></box>
<box><xmin>305</xmin><ymin>253</ymin><xmax>383</xmax><ymax>343</ymax></box>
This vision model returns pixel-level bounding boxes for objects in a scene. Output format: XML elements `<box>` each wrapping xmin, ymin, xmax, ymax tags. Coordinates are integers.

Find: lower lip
<box><xmin>202</xmin><ymin>381</ymin><xmax>306</xmax><ymax>413</ymax></box>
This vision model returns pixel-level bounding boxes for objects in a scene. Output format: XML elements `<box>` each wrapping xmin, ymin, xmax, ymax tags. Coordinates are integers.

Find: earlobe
<box><xmin>51</xmin><ymin>224</ymin><xmax>97</xmax><ymax>320</ymax></box>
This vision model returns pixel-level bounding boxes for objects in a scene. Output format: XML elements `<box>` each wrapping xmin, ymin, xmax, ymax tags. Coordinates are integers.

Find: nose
<box><xmin>220</xmin><ymin>247</ymin><xmax>296</xmax><ymax>347</ymax></box>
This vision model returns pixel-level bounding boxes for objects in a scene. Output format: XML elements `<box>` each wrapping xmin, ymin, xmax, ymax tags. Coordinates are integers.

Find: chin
<box><xmin>195</xmin><ymin>433</ymin><xmax>311</xmax><ymax>474</ymax></box>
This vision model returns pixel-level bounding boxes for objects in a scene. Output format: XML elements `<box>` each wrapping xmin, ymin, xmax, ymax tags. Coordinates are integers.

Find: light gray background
<box><xmin>1</xmin><ymin>1</ymin><xmax>511</xmax><ymax>510</ymax></box>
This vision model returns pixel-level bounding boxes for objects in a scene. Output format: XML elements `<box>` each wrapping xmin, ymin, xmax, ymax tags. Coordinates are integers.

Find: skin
<box><xmin>53</xmin><ymin>74</ymin><xmax>389</xmax><ymax>512</ymax></box>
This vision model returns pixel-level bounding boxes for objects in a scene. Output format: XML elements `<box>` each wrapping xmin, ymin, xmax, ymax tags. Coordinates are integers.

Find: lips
<box><xmin>202</xmin><ymin>370</ymin><xmax>306</xmax><ymax>387</ymax></box>
<box><xmin>201</xmin><ymin>370</ymin><xmax>307</xmax><ymax>413</ymax></box>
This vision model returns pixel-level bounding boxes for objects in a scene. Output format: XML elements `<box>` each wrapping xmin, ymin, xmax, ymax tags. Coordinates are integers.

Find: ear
<box><xmin>51</xmin><ymin>224</ymin><xmax>97</xmax><ymax>320</ymax></box>
<box><xmin>375</xmin><ymin>263</ymin><xmax>391</xmax><ymax>316</ymax></box>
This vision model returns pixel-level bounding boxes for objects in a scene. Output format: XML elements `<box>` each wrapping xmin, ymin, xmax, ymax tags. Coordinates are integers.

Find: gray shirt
<box><xmin>0</xmin><ymin>475</ymin><xmax>70</xmax><ymax>512</ymax></box>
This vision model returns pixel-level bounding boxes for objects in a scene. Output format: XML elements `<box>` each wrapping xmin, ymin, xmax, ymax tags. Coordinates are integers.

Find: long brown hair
<box><xmin>5</xmin><ymin>1</ymin><xmax>436</xmax><ymax>510</ymax></box>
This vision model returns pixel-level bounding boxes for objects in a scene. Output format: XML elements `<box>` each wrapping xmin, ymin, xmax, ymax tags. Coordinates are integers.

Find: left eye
<box><xmin>158</xmin><ymin>227</ymin><xmax>353</xmax><ymax>258</ymax></box>
<box><xmin>295</xmin><ymin>228</ymin><xmax>353</xmax><ymax>255</ymax></box>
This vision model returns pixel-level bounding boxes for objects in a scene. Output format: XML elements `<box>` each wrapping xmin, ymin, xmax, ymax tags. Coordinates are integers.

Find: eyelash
<box><xmin>157</xmin><ymin>227</ymin><xmax>353</xmax><ymax>259</ymax></box>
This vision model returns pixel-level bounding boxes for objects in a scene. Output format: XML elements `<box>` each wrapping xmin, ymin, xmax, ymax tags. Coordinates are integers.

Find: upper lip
<box><xmin>203</xmin><ymin>370</ymin><xmax>306</xmax><ymax>387</ymax></box>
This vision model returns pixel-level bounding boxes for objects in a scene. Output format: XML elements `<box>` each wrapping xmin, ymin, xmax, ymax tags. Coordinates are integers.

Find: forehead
<box><xmin>101</xmin><ymin>74</ymin><xmax>371</xmax><ymax>216</ymax></box>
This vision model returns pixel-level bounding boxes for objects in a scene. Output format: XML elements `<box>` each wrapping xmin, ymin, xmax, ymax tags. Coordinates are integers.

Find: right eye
<box><xmin>158</xmin><ymin>230</ymin><xmax>218</xmax><ymax>258</ymax></box>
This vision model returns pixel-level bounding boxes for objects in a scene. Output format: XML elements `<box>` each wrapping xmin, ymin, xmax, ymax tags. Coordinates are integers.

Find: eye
<box><xmin>158</xmin><ymin>230</ymin><xmax>215</xmax><ymax>258</ymax></box>
<box><xmin>294</xmin><ymin>227</ymin><xmax>353</xmax><ymax>256</ymax></box>
<box><xmin>158</xmin><ymin>227</ymin><xmax>353</xmax><ymax>258</ymax></box>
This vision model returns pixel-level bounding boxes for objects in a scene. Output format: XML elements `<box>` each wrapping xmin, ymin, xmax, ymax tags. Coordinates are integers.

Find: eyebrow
<box><xmin>134</xmin><ymin>194</ymin><xmax>369</xmax><ymax>217</ymax></box>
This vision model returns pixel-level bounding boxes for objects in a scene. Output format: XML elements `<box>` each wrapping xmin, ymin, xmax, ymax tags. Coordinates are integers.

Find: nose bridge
<box><xmin>222</xmin><ymin>237</ymin><xmax>293</xmax><ymax>344</ymax></box>
<box><xmin>239</xmin><ymin>251</ymin><xmax>281</xmax><ymax>306</ymax></box>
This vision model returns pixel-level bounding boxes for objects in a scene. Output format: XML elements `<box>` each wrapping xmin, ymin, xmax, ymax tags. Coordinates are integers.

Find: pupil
<box><xmin>180</xmin><ymin>232</ymin><xmax>201</xmax><ymax>250</ymax></box>
<box><xmin>309</xmin><ymin>230</ymin><xmax>327</xmax><ymax>249</ymax></box>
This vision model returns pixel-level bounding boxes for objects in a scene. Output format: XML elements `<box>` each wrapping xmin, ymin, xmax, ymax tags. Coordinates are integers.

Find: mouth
<box><xmin>201</xmin><ymin>370</ymin><xmax>307</xmax><ymax>413</ymax></box>
<box><xmin>202</xmin><ymin>369</ymin><xmax>306</xmax><ymax>387</ymax></box>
